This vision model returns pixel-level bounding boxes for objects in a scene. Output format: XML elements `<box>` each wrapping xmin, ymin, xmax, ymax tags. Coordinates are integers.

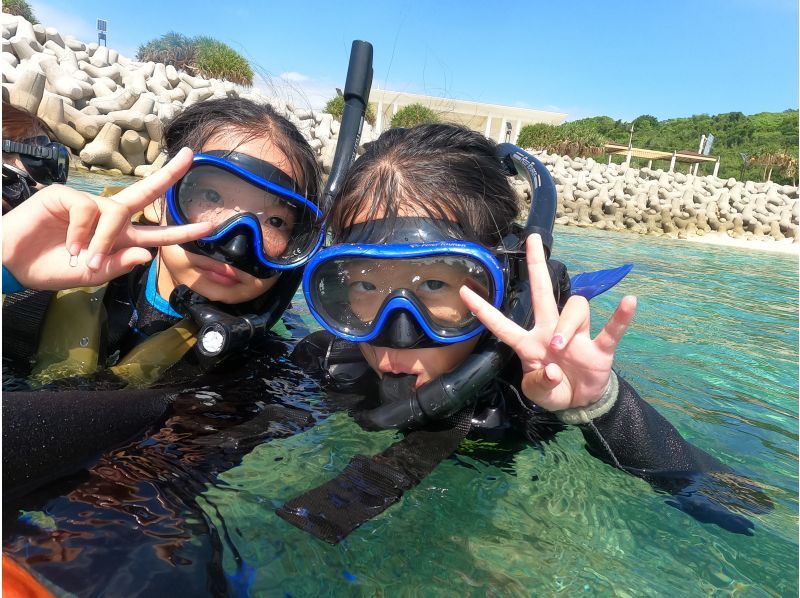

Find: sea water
<box><xmin>5</xmin><ymin>171</ymin><xmax>797</xmax><ymax>596</ymax></box>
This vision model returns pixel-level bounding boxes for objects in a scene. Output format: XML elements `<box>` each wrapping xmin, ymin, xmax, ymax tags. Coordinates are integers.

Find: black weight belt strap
<box><xmin>277</xmin><ymin>406</ymin><xmax>474</xmax><ymax>544</ymax></box>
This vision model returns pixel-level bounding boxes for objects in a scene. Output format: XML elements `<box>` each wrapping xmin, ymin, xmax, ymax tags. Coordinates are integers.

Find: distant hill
<box><xmin>521</xmin><ymin>110</ymin><xmax>798</xmax><ymax>184</ymax></box>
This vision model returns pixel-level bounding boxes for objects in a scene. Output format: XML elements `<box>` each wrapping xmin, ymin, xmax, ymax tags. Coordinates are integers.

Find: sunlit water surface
<box><xmin>4</xmin><ymin>171</ymin><xmax>797</xmax><ymax>596</ymax></box>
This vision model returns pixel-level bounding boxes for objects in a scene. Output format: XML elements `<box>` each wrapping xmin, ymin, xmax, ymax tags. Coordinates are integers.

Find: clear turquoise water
<box><xmin>208</xmin><ymin>227</ymin><xmax>798</xmax><ymax>597</ymax></box>
<box><xmin>19</xmin><ymin>172</ymin><xmax>800</xmax><ymax>595</ymax></box>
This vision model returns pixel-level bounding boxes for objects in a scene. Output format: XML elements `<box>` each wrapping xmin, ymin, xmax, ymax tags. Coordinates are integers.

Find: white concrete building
<box><xmin>370</xmin><ymin>89</ymin><xmax>567</xmax><ymax>143</ymax></box>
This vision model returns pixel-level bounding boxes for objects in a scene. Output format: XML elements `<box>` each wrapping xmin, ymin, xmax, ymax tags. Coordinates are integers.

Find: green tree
<box><xmin>323</xmin><ymin>94</ymin><xmax>376</xmax><ymax>126</ymax></box>
<box><xmin>193</xmin><ymin>36</ymin><xmax>253</xmax><ymax>86</ymax></box>
<box><xmin>389</xmin><ymin>103</ymin><xmax>440</xmax><ymax>128</ymax></box>
<box><xmin>563</xmin><ymin>109</ymin><xmax>798</xmax><ymax>183</ymax></box>
<box><xmin>516</xmin><ymin>123</ymin><xmax>559</xmax><ymax>150</ymax></box>
<box><xmin>2</xmin><ymin>0</ymin><xmax>37</xmax><ymax>23</ymax></box>
<box><xmin>632</xmin><ymin>114</ymin><xmax>658</xmax><ymax>130</ymax></box>
<box><xmin>137</xmin><ymin>32</ymin><xmax>195</xmax><ymax>71</ymax></box>
<box><xmin>137</xmin><ymin>32</ymin><xmax>253</xmax><ymax>86</ymax></box>
<box><xmin>517</xmin><ymin>122</ymin><xmax>606</xmax><ymax>157</ymax></box>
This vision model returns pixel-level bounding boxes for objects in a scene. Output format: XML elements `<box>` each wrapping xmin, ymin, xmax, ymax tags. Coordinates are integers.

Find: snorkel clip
<box><xmin>169</xmin><ymin>285</ymin><xmax>271</xmax><ymax>358</ymax></box>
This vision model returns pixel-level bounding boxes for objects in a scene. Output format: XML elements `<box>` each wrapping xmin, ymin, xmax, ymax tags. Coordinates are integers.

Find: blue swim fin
<box><xmin>570</xmin><ymin>264</ymin><xmax>633</xmax><ymax>300</ymax></box>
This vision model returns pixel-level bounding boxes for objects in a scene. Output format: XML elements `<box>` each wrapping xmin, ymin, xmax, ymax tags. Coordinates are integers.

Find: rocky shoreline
<box><xmin>3</xmin><ymin>13</ymin><xmax>797</xmax><ymax>248</ymax></box>
<box><xmin>512</xmin><ymin>153</ymin><xmax>799</xmax><ymax>246</ymax></box>
<box><xmin>1</xmin><ymin>13</ymin><xmax>376</xmax><ymax>178</ymax></box>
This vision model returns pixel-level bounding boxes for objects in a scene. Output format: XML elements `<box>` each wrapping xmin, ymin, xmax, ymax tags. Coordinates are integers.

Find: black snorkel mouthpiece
<box><xmin>362</xmin><ymin>144</ymin><xmax>555</xmax><ymax>431</ymax></box>
<box><xmin>363</xmin><ymin>373</ymin><xmax>425</xmax><ymax>430</ymax></box>
<box><xmin>362</xmin><ymin>345</ymin><xmax>511</xmax><ymax>431</ymax></box>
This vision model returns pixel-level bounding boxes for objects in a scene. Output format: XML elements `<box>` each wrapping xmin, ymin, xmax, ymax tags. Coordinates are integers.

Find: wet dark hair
<box><xmin>162</xmin><ymin>97</ymin><xmax>320</xmax><ymax>200</ymax></box>
<box><xmin>331</xmin><ymin>123</ymin><xmax>520</xmax><ymax>246</ymax></box>
<box><xmin>2</xmin><ymin>102</ymin><xmax>54</xmax><ymax>141</ymax></box>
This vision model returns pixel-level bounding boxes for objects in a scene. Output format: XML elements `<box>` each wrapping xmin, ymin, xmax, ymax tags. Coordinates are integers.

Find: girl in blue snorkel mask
<box><xmin>285</xmin><ymin>123</ymin><xmax>769</xmax><ymax>543</ymax></box>
<box><xmin>3</xmin><ymin>97</ymin><xmax>322</xmax><ymax>385</ymax></box>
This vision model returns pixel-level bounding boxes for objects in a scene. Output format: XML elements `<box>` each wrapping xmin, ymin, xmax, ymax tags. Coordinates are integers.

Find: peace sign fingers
<box><xmin>459</xmin><ymin>285</ymin><xmax>530</xmax><ymax>350</ymax></box>
<box><xmin>594</xmin><ymin>295</ymin><xmax>637</xmax><ymax>354</ymax></box>
<box><xmin>526</xmin><ymin>234</ymin><xmax>559</xmax><ymax>329</ymax></box>
<box><xmin>111</xmin><ymin>147</ymin><xmax>193</xmax><ymax>214</ymax></box>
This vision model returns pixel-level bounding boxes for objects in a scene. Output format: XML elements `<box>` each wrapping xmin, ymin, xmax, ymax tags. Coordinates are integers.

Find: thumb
<box><xmin>521</xmin><ymin>363</ymin><xmax>569</xmax><ymax>411</ymax></box>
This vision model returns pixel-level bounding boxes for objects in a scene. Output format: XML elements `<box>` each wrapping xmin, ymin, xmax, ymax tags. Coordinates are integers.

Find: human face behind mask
<box><xmin>157</xmin><ymin>132</ymin><xmax>297</xmax><ymax>304</ymax></box>
<box><xmin>309</xmin><ymin>209</ymin><xmax>500</xmax><ymax>389</ymax></box>
<box><xmin>361</xmin><ymin>233</ymin><xmax>482</xmax><ymax>388</ymax></box>
<box><xmin>345</xmin><ymin>258</ymin><xmax>479</xmax><ymax>327</ymax></box>
<box><xmin>2</xmin><ymin>106</ymin><xmax>59</xmax><ymax>211</ymax></box>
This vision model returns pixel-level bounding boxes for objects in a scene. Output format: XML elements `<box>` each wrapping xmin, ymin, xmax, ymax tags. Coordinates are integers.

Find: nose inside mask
<box><xmin>370</xmin><ymin>309</ymin><xmax>442</xmax><ymax>349</ymax></box>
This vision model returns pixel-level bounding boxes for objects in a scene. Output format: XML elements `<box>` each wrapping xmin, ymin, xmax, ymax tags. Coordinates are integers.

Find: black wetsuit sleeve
<box><xmin>580</xmin><ymin>373</ymin><xmax>725</xmax><ymax>473</ymax></box>
<box><xmin>2</xmin><ymin>388</ymin><xmax>175</xmax><ymax>499</ymax></box>
<box><xmin>575</xmin><ymin>373</ymin><xmax>771</xmax><ymax>535</ymax></box>
<box><xmin>536</xmin><ymin>259</ymin><xmax>770</xmax><ymax>533</ymax></box>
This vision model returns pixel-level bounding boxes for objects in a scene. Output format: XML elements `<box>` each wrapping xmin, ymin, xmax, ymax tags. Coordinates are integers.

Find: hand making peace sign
<box><xmin>459</xmin><ymin>233</ymin><xmax>637</xmax><ymax>412</ymax></box>
<box><xmin>2</xmin><ymin>148</ymin><xmax>213</xmax><ymax>291</ymax></box>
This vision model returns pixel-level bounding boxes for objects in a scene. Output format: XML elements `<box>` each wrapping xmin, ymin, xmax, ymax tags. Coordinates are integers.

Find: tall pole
<box><xmin>626</xmin><ymin>123</ymin><xmax>634</xmax><ymax>166</ymax></box>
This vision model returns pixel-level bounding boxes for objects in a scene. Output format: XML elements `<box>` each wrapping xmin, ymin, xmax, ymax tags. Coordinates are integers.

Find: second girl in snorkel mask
<box><xmin>284</xmin><ymin>124</ymin><xmax>758</xmax><ymax>544</ymax></box>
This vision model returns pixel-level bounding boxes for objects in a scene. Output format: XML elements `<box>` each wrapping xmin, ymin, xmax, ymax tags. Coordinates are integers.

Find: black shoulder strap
<box><xmin>2</xmin><ymin>289</ymin><xmax>54</xmax><ymax>373</ymax></box>
<box><xmin>276</xmin><ymin>406</ymin><xmax>473</xmax><ymax>544</ymax></box>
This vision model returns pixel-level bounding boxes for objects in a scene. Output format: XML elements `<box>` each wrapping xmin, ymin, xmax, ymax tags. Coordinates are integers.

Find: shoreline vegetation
<box><xmin>2</xmin><ymin>12</ymin><xmax>797</xmax><ymax>254</ymax></box>
<box><xmin>516</xmin><ymin>112</ymin><xmax>798</xmax><ymax>186</ymax></box>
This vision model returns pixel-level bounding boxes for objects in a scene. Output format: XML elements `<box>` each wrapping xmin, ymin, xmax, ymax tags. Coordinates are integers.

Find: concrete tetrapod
<box><xmin>37</xmin><ymin>93</ymin><xmax>85</xmax><ymax>150</ymax></box>
<box><xmin>79</xmin><ymin>121</ymin><xmax>133</xmax><ymax>174</ymax></box>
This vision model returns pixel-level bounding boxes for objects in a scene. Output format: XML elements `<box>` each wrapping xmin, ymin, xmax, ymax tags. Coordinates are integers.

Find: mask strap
<box><xmin>2</xmin><ymin>139</ymin><xmax>59</xmax><ymax>160</ymax></box>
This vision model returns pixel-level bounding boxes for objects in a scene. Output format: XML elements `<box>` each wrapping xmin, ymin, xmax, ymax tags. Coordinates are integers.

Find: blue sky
<box><xmin>32</xmin><ymin>0</ymin><xmax>798</xmax><ymax>122</ymax></box>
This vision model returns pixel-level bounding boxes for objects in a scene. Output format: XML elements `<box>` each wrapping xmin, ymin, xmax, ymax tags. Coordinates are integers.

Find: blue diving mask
<box><xmin>166</xmin><ymin>151</ymin><xmax>324</xmax><ymax>279</ymax></box>
<box><xmin>303</xmin><ymin>218</ymin><xmax>506</xmax><ymax>347</ymax></box>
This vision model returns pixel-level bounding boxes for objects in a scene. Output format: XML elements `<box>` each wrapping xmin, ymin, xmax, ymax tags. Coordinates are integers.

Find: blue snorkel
<box><xmin>359</xmin><ymin>145</ymin><xmax>557</xmax><ymax>430</ymax></box>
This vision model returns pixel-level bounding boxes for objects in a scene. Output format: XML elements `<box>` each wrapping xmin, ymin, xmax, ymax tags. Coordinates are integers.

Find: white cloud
<box><xmin>29</xmin><ymin>1</ymin><xmax>95</xmax><ymax>43</ymax></box>
<box><xmin>253</xmin><ymin>73</ymin><xmax>336</xmax><ymax>111</ymax></box>
<box><xmin>279</xmin><ymin>72</ymin><xmax>309</xmax><ymax>83</ymax></box>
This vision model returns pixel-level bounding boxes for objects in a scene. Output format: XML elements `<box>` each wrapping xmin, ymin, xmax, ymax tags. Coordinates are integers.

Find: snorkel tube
<box><xmin>182</xmin><ymin>41</ymin><xmax>374</xmax><ymax>358</ymax></box>
<box><xmin>496</xmin><ymin>143</ymin><xmax>557</xmax><ymax>257</ymax></box>
<box><xmin>322</xmin><ymin>40</ymin><xmax>373</xmax><ymax>212</ymax></box>
<box><xmin>359</xmin><ymin>145</ymin><xmax>557</xmax><ymax>430</ymax></box>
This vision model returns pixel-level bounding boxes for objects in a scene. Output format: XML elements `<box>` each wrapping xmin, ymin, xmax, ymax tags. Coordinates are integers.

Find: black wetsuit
<box><xmin>2</xmin><ymin>261</ymin><xmax>206</xmax><ymax>496</ymax></box>
<box><xmin>288</xmin><ymin>329</ymin><xmax>772</xmax><ymax>538</ymax></box>
<box><xmin>2</xmin><ymin>337</ymin><xmax>323</xmax><ymax>596</ymax></box>
<box><xmin>3</xmin><ymin>261</ymin><xmax>321</xmax><ymax>594</ymax></box>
